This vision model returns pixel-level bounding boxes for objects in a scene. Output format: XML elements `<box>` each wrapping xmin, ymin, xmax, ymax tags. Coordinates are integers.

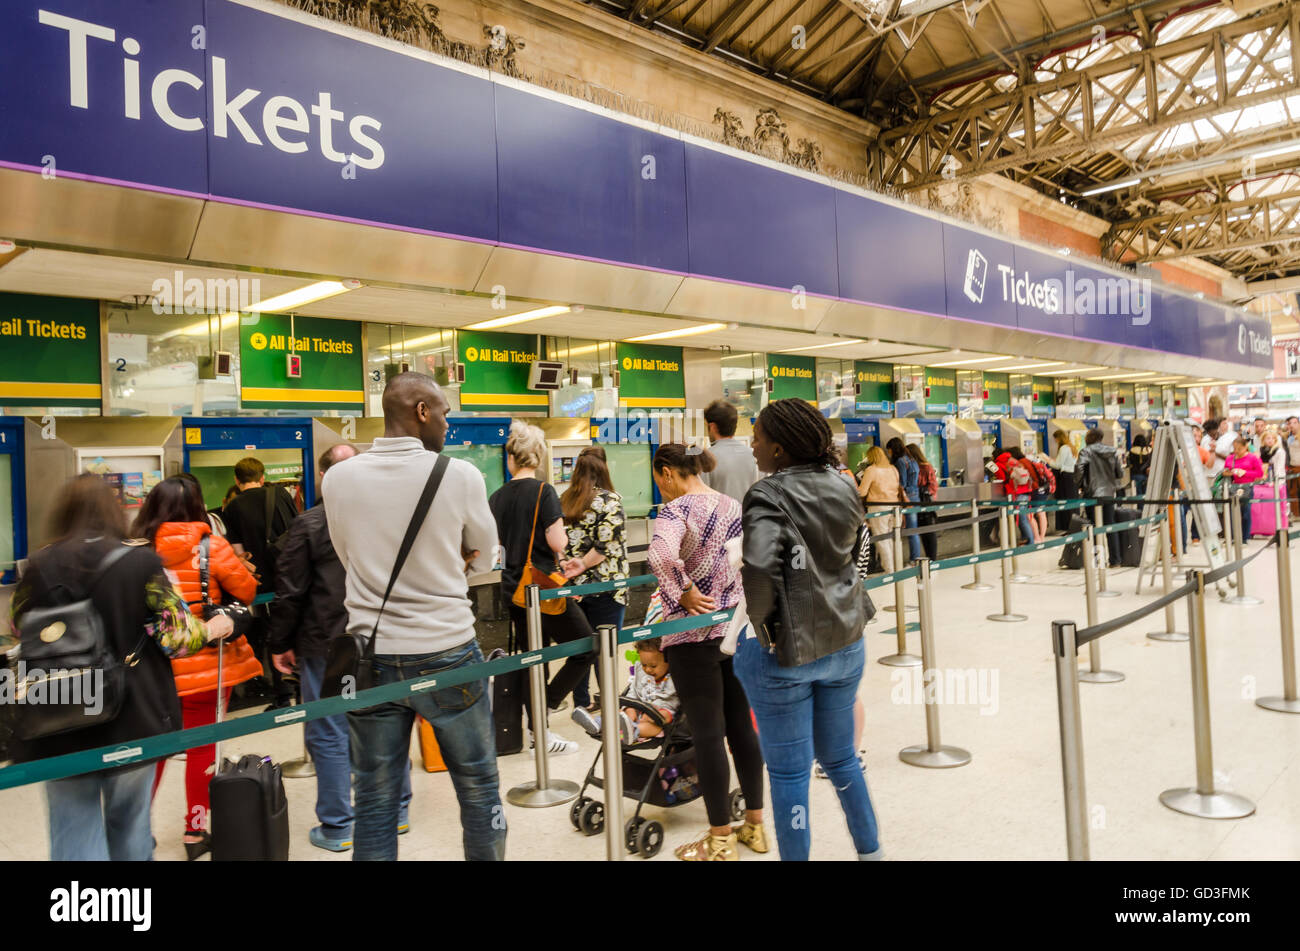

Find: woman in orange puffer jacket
<box><xmin>132</xmin><ymin>476</ymin><xmax>261</xmax><ymax>860</ymax></box>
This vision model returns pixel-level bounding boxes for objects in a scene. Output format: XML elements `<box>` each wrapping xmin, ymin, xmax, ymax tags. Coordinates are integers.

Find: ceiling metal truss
<box><xmin>874</xmin><ymin>4</ymin><xmax>1300</xmax><ymax>191</ymax></box>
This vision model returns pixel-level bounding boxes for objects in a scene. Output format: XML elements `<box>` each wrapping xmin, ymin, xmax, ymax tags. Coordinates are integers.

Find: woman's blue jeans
<box><xmin>733</xmin><ymin>635</ymin><xmax>880</xmax><ymax>861</ymax></box>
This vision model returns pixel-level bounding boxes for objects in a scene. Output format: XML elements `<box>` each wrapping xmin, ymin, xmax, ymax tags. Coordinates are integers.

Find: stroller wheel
<box><xmin>624</xmin><ymin>817</ymin><xmax>644</xmax><ymax>853</ymax></box>
<box><xmin>636</xmin><ymin>820</ymin><xmax>664</xmax><ymax>858</ymax></box>
<box><xmin>729</xmin><ymin>787</ymin><xmax>745</xmax><ymax>823</ymax></box>
<box><xmin>569</xmin><ymin>796</ymin><xmax>591</xmax><ymax>831</ymax></box>
<box><xmin>578</xmin><ymin>799</ymin><xmax>605</xmax><ymax>837</ymax></box>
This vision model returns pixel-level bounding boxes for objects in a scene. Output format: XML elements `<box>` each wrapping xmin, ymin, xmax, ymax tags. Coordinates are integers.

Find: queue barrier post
<box><xmin>1009</xmin><ymin>501</ymin><xmax>1029</xmax><ymax>583</ymax></box>
<box><xmin>1079</xmin><ymin>525</ymin><xmax>1124</xmax><ymax>684</ymax></box>
<box><xmin>1158</xmin><ymin>570</ymin><xmax>1256</xmax><ymax>819</ymax></box>
<box><xmin>1147</xmin><ymin>517</ymin><xmax>1188</xmax><ymax>643</ymax></box>
<box><xmin>1093</xmin><ymin>504</ymin><xmax>1120</xmax><ymax>600</ymax></box>
<box><xmin>961</xmin><ymin>498</ymin><xmax>993</xmax><ymax>591</ymax></box>
<box><xmin>596</xmin><ymin>624</ymin><xmax>626</xmax><ymax>861</ymax></box>
<box><xmin>878</xmin><ymin>561</ymin><xmax>922</xmax><ymax>668</ymax></box>
<box><xmin>1051</xmin><ymin>620</ymin><xmax>1089</xmax><ymax>861</ymax></box>
<box><xmin>883</xmin><ymin>514</ymin><xmax>917</xmax><ymax>614</ymax></box>
<box><xmin>280</xmin><ymin>727</ymin><xmax>315</xmax><ymax>779</ymax></box>
<box><xmin>1257</xmin><ymin>528</ymin><xmax>1300</xmax><ymax>714</ymax></box>
<box><xmin>1225</xmin><ymin>492</ymin><xmax>1262</xmax><ymax>606</ymax></box>
<box><xmin>987</xmin><ymin>507</ymin><xmax>1026</xmax><ymax>623</ymax></box>
<box><xmin>506</xmin><ymin>584</ymin><xmax>580</xmax><ymax>808</ymax></box>
<box><xmin>899</xmin><ymin>559</ymin><xmax>971</xmax><ymax>769</ymax></box>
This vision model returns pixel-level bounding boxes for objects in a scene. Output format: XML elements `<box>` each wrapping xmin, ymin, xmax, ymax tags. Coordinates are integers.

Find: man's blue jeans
<box><xmin>300</xmin><ymin>654</ymin><xmax>411</xmax><ymax>840</ymax></box>
<box><xmin>732</xmin><ymin>635</ymin><xmax>880</xmax><ymax>861</ymax></box>
<box><xmin>46</xmin><ymin>762</ymin><xmax>155</xmax><ymax>861</ymax></box>
<box><xmin>347</xmin><ymin>640</ymin><xmax>504</xmax><ymax>861</ymax></box>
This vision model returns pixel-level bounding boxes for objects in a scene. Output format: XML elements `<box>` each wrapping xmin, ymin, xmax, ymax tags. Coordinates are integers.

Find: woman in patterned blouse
<box><xmin>559</xmin><ymin>447</ymin><xmax>628</xmax><ymax>714</ymax></box>
<box><xmin>647</xmin><ymin>443</ymin><xmax>765</xmax><ymax>861</ymax></box>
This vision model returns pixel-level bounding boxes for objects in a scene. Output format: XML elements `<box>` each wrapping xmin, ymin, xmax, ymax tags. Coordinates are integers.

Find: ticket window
<box><xmin>0</xmin><ymin>451</ymin><xmax>18</xmax><ymax>583</ymax></box>
<box><xmin>442</xmin><ymin>445</ymin><xmax>506</xmax><ymax>499</ymax></box>
<box><xmin>604</xmin><ymin>443</ymin><xmax>653</xmax><ymax>518</ymax></box>
<box><xmin>188</xmin><ymin>448</ymin><xmax>306</xmax><ymax>513</ymax></box>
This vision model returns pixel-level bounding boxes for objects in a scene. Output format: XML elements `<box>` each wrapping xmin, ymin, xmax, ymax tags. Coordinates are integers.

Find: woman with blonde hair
<box><xmin>488</xmin><ymin>420</ymin><xmax>594</xmax><ymax>756</ymax></box>
<box><xmin>857</xmin><ymin>445</ymin><xmax>905</xmax><ymax>573</ymax></box>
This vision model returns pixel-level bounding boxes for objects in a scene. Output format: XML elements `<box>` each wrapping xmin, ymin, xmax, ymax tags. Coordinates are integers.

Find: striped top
<box><xmin>647</xmin><ymin>491</ymin><xmax>743</xmax><ymax>648</ymax></box>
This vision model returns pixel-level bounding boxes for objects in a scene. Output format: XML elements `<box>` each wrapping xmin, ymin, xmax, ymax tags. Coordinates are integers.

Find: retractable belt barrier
<box><xmin>0</xmin><ymin>603</ymin><xmax>736</xmax><ymax>792</ymax></box>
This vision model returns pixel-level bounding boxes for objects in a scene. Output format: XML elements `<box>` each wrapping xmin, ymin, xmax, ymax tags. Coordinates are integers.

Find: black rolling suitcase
<box><xmin>1058</xmin><ymin>515</ymin><xmax>1088</xmax><ymax>569</ymax></box>
<box><xmin>490</xmin><ymin>643</ymin><xmax>524</xmax><ymax>756</ymax></box>
<box><xmin>208</xmin><ymin>641</ymin><xmax>290</xmax><ymax>861</ymax></box>
<box><xmin>1113</xmin><ymin>507</ymin><xmax>1142</xmax><ymax>567</ymax></box>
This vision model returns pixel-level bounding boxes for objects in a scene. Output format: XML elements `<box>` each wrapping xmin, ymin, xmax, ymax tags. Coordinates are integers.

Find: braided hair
<box><xmin>758</xmin><ymin>398</ymin><xmax>836</xmax><ymax>468</ymax></box>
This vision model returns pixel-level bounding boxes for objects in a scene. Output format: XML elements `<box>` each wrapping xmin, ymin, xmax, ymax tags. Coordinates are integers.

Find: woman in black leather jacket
<box><xmin>734</xmin><ymin>399</ymin><xmax>883</xmax><ymax>861</ymax></box>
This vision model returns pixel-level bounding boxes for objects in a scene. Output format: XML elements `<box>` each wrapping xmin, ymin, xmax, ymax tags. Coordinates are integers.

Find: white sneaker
<box><xmin>527</xmin><ymin>729</ymin><xmax>579</xmax><ymax>756</ymax></box>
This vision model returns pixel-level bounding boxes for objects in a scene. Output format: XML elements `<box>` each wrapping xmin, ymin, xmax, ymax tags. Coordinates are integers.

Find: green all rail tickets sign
<box><xmin>616</xmin><ymin>342</ymin><xmax>684</xmax><ymax>409</ymax></box>
<box><xmin>1031</xmin><ymin>376</ymin><xmax>1054</xmax><ymax>416</ymax></box>
<box><xmin>854</xmin><ymin>361</ymin><xmax>894</xmax><ymax>413</ymax></box>
<box><xmin>1117</xmin><ymin>382</ymin><xmax>1137</xmax><ymax>418</ymax></box>
<box><xmin>240</xmin><ymin>314</ymin><xmax>363</xmax><ymax>411</ymax></box>
<box><xmin>1084</xmin><ymin>381</ymin><xmax>1103</xmax><ymax>412</ymax></box>
<box><xmin>1147</xmin><ymin>385</ymin><xmax>1163</xmax><ymax>415</ymax></box>
<box><xmin>0</xmin><ymin>292</ymin><xmax>101</xmax><ymax>407</ymax></box>
<box><xmin>458</xmin><ymin>329</ymin><xmax>547</xmax><ymax>413</ymax></box>
<box><xmin>766</xmin><ymin>353</ymin><xmax>815</xmax><ymax>403</ymax></box>
<box><xmin>982</xmin><ymin>372</ymin><xmax>1010</xmax><ymax>415</ymax></box>
<box><xmin>924</xmin><ymin>367</ymin><xmax>957</xmax><ymax>415</ymax></box>
<box><xmin>1172</xmin><ymin>387</ymin><xmax>1190</xmax><ymax>418</ymax></box>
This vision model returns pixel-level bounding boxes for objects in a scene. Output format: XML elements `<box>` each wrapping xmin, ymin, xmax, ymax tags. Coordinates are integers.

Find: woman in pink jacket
<box><xmin>1228</xmin><ymin>437</ymin><xmax>1264</xmax><ymax>539</ymax></box>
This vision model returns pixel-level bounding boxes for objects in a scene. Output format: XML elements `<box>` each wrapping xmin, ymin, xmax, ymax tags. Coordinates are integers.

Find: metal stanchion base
<box><xmin>281</xmin><ymin>757</ymin><xmax>315</xmax><ymax>778</ymax></box>
<box><xmin>1158</xmin><ymin>787</ymin><xmax>1255</xmax><ymax>819</ymax></box>
<box><xmin>1147</xmin><ymin>630</ymin><xmax>1189</xmax><ymax>642</ymax></box>
<box><xmin>883</xmin><ymin>604</ymin><xmax>918</xmax><ymax>613</ymax></box>
<box><xmin>961</xmin><ymin>581</ymin><xmax>994</xmax><ymax>591</ymax></box>
<box><xmin>1009</xmin><ymin>573</ymin><xmax>1030</xmax><ymax>583</ymax></box>
<box><xmin>1078</xmin><ymin>669</ymin><xmax>1125</xmax><ymax>683</ymax></box>
<box><xmin>899</xmin><ymin>745</ymin><xmax>971</xmax><ymax>769</ymax></box>
<box><xmin>1256</xmin><ymin>696</ymin><xmax>1300</xmax><ymax>714</ymax></box>
<box><xmin>1223</xmin><ymin>595</ymin><xmax>1263</xmax><ymax>606</ymax></box>
<box><xmin>1097</xmin><ymin>590</ymin><xmax>1122</xmax><ymax>599</ymax></box>
<box><xmin>877</xmin><ymin>652</ymin><xmax>922</xmax><ymax>667</ymax></box>
<box><xmin>506</xmin><ymin>780</ymin><xmax>580</xmax><ymax>808</ymax></box>
<box><xmin>987</xmin><ymin>612</ymin><xmax>1027</xmax><ymax>622</ymax></box>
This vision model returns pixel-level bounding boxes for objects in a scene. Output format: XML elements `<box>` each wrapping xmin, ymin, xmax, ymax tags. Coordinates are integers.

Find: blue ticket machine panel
<box><xmin>443</xmin><ymin>417</ymin><xmax>511</xmax><ymax>499</ymax></box>
<box><xmin>977</xmin><ymin>420</ymin><xmax>1000</xmax><ymax>463</ymax></box>
<box><xmin>915</xmin><ymin>418</ymin><xmax>947</xmax><ymax>480</ymax></box>
<box><xmin>843</xmin><ymin>418</ymin><xmax>881</xmax><ymax>474</ymax></box>
<box><xmin>182</xmin><ymin>418</ymin><xmax>316</xmax><ymax>511</ymax></box>
<box><xmin>0</xmin><ymin>418</ymin><xmax>26</xmax><ymax>583</ymax></box>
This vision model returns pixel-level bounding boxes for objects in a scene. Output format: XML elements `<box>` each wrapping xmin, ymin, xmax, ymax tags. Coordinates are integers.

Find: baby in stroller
<box><xmin>572</xmin><ymin>637</ymin><xmax>679</xmax><ymax>746</ymax></box>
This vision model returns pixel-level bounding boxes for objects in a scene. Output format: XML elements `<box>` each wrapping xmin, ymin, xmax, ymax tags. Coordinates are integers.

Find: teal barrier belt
<box><xmin>0</xmin><ymin>604</ymin><xmax>734</xmax><ymax>791</ymax></box>
<box><xmin>538</xmin><ymin>574</ymin><xmax>658</xmax><ymax>601</ymax></box>
<box><xmin>862</xmin><ymin>565</ymin><xmax>920</xmax><ymax>590</ymax></box>
<box><xmin>1093</xmin><ymin>512</ymin><xmax>1165</xmax><ymax>536</ymax></box>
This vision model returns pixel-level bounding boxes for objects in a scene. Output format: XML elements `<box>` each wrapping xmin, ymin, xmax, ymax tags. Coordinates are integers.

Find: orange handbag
<box><xmin>511</xmin><ymin>483</ymin><xmax>569</xmax><ymax>616</ymax></box>
<box><xmin>417</xmin><ymin>716</ymin><xmax>447</xmax><ymax>773</ymax></box>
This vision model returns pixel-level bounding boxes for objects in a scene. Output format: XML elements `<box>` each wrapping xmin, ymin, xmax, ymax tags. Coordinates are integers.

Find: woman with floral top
<box><xmin>647</xmin><ymin>443</ymin><xmax>765</xmax><ymax>861</ymax></box>
<box><xmin>559</xmin><ymin>447</ymin><xmax>628</xmax><ymax>714</ymax></box>
<box><xmin>7</xmin><ymin>475</ymin><xmax>230</xmax><ymax>861</ymax></box>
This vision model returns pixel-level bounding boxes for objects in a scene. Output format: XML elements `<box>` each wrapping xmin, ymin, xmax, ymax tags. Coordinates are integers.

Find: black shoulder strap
<box><xmin>366</xmin><ymin>454</ymin><xmax>451</xmax><ymax>650</ymax></box>
<box><xmin>264</xmin><ymin>484</ymin><xmax>277</xmax><ymax>546</ymax></box>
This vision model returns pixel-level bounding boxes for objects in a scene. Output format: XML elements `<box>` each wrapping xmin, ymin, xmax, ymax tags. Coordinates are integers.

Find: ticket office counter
<box><xmin>182</xmin><ymin>417</ymin><xmax>315</xmax><ymax>513</ymax></box>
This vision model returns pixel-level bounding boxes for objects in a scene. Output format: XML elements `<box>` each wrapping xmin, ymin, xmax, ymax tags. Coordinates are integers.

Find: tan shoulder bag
<box><xmin>511</xmin><ymin>482</ymin><xmax>569</xmax><ymax>616</ymax></box>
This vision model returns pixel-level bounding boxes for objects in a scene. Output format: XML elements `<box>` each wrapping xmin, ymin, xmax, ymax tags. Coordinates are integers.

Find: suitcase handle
<box><xmin>214</xmin><ymin>637</ymin><xmax>226</xmax><ymax>769</ymax></box>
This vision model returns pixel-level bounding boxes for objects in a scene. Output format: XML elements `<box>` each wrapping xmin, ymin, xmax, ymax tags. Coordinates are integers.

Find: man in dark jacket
<box><xmin>270</xmin><ymin>443</ymin><xmax>410</xmax><ymax>853</ymax></box>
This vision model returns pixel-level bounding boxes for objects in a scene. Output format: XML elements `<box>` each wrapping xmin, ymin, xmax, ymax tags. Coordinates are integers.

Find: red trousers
<box><xmin>152</xmin><ymin>687</ymin><xmax>231</xmax><ymax>833</ymax></box>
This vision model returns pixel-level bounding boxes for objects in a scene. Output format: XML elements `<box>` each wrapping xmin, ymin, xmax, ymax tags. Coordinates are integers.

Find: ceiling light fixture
<box><xmin>249</xmin><ymin>280</ymin><xmax>358</xmax><ymax>314</ymax></box>
<box><xmin>463</xmin><ymin>305</ymin><xmax>573</xmax><ymax>331</ymax></box>
<box><xmin>1080</xmin><ymin>177</ymin><xmax>1140</xmax><ymax>197</ymax></box>
<box><xmin>929</xmin><ymin>356</ymin><xmax>1009</xmax><ymax>367</ymax></box>
<box><xmin>993</xmin><ymin>361</ymin><xmax>1067</xmax><ymax>371</ymax></box>
<box><xmin>776</xmin><ymin>338</ymin><xmax>867</xmax><ymax>353</ymax></box>
<box><xmin>625</xmin><ymin>323</ymin><xmax>728</xmax><ymax>342</ymax></box>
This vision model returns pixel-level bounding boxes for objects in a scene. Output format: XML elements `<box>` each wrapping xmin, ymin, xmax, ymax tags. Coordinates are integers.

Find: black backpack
<box><xmin>10</xmin><ymin>544</ymin><xmax>146</xmax><ymax>740</ymax></box>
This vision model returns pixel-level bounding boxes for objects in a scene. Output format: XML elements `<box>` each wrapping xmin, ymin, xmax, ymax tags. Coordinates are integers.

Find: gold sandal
<box><xmin>674</xmin><ymin>830</ymin><xmax>739</xmax><ymax>861</ymax></box>
<box><xmin>733</xmin><ymin>821</ymin><xmax>769</xmax><ymax>854</ymax></box>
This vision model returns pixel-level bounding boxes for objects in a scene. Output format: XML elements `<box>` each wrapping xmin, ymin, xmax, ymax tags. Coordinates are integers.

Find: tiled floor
<box><xmin>4</xmin><ymin>540</ymin><xmax>1299</xmax><ymax>861</ymax></box>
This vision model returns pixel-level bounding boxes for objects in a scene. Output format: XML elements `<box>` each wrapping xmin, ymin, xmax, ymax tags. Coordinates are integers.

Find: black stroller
<box><xmin>568</xmin><ymin>696</ymin><xmax>744</xmax><ymax>858</ymax></box>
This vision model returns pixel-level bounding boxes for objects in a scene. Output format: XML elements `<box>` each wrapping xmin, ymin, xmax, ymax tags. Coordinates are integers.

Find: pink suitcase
<box><xmin>1249</xmin><ymin>482</ymin><xmax>1289</xmax><ymax>537</ymax></box>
